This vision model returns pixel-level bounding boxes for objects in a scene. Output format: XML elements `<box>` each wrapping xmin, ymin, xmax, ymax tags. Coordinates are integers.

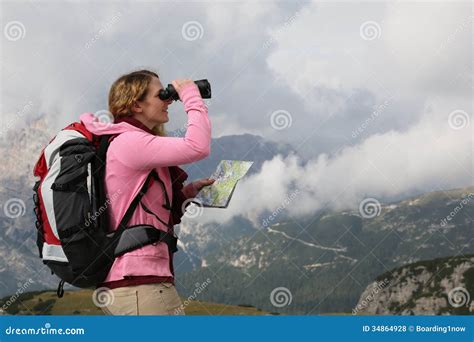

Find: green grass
<box><xmin>1</xmin><ymin>289</ymin><xmax>270</xmax><ymax>316</ymax></box>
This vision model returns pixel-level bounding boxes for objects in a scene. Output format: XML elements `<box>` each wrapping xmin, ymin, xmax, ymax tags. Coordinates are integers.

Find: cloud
<box><xmin>267</xmin><ymin>1</ymin><xmax>471</xmax><ymax>99</ymax></box>
<box><xmin>2</xmin><ymin>1</ymin><xmax>469</xmax><ymax>149</ymax></box>
<box><xmin>263</xmin><ymin>1</ymin><xmax>471</xmax><ymax>156</ymax></box>
<box><xmin>1</xmin><ymin>1</ymin><xmax>304</xmax><ymax>136</ymax></box>
<box><xmin>1</xmin><ymin>1</ymin><xmax>471</xmax><ymax>224</ymax></box>
<box><xmin>189</xmin><ymin>98</ymin><xmax>472</xmax><ymax>227</ymax></box>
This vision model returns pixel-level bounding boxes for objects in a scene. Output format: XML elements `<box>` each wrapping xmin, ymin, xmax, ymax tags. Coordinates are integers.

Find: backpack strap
<box><xmin>95</xmin><ymin>135</ymin><xmax>178</xmax><ymax>256</ymax></box>
<box><xmin>113</xmin><ymin>225</ymin><xmax>178</xmax><ymax>256</ymax></box>
<box><xmin>117</xmin><ymin>170</ymin><xmax>156</xmax><ymax>233</ymax></box>
<box><xmin>138</xmin><ymin>170</ymin><xmax>178</xmax><ymax>253</ymax></box>
<box><xmin>95</xmin><ymin>135</ymin><xmax>113</xmax><ymax>235</ymax></box>
<box><xmin>150</xmin><ymin>170</ymin><xmax>172</xmax><ymax>211</ymax></box>
<box><xmin>139</xmin><ymin>169</ymin><xmax>173</xmax><ymax>228</ymax></box>
<box><xmin>110</xmin><ymin>170</ymin><xmax>178</xmax><ymax>255</ymax></box>
<box><xmin>57</xmin><ymin>280</ymin><xmax>65</xmax><ymax>298</ymax></box>
<box><xmin>112</xmin><ymin>168</ymin><xmax>178</xmax><ymax>256</ymax></box>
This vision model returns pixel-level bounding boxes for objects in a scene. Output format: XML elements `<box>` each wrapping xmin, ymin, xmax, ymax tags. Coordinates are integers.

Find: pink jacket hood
<box><xmin>80</xmin><ymin>112</ymin><xmax>145</xmax><ymax>136</ymax></box>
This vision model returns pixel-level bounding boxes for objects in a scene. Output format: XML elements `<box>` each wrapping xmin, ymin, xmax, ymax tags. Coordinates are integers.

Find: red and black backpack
<box><xmin>32</xmin><ymin>122</ymin><xmax>177</xmax><ymax>297</ymax></box>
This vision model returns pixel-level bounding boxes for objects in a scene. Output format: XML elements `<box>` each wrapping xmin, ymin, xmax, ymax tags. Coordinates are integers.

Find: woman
<box><xmin>80</xmin><ymin>70</ymin><xmax>214</xmax><ymax>315</ymax></box>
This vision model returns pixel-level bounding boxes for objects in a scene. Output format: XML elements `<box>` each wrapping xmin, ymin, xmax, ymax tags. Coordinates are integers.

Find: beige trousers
<box><xmin>101</xmin><ymin>283</ymin><xmax>185</xmax><ymax>316</ymax></box>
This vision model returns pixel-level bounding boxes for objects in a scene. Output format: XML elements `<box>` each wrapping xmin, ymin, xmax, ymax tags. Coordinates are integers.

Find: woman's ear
<box><xmin>132</xmin><ymin>101</ymin><xmax>142</xmax><ymax>113</ymax></box>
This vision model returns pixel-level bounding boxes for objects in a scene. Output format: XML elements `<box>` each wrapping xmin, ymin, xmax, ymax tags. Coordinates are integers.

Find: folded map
<box><xmin>193</xmin><ymin>160</ymin><xmax>254</xmax><ymax>208</ymax></box>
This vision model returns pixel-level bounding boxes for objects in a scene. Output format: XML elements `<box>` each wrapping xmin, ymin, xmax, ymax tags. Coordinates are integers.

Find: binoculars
<box><xmin>159</xmin><ymin>79</ymin><xmax>211</xmax><ymax>101</ymax></box>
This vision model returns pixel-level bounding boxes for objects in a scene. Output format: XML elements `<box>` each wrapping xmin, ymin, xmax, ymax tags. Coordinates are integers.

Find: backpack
<box><xmin>32</xmin><ymin>121</ymin><xmax>178</xmax><ymax>297</ymax></box>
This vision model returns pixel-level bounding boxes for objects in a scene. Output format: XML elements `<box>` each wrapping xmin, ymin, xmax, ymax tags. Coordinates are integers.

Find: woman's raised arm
<box><xmin>111</xmin><ymin>83</ymin><xmax>211</xmax><ymax>170</ymax></box>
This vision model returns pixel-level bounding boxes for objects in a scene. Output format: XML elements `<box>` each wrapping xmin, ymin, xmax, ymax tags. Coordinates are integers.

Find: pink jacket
<box><xmin>80</xmin><ymin>84</ymin><xmax>211</xmax><ymax>282</ymax></box>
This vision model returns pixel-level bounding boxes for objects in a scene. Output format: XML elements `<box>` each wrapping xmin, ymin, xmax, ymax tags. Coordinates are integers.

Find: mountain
<box><xmin>176</xmin><ymin>187</ymin><xmax>474</xmax><ymax>314</ymax></box>
<box><xmin>181</xmin><ymin>133</ymin><xmax>296</xmax><ymax>180</ymax></box>
<box><xmin>0</xmin><ymin>115</ymin><xmax>54</xmax><ymax>185</ymax></box>
<box><xmin>1</xmin><ymin>117</ymin><xmax>472</xmax><ymax>315</ymax></box>
<box><xmin>0</xmin><ymin>117</ymin><xmax>296</xmax><ymax>298</ymax></box>
<box><xmin>174</xmin><ymin>216</ymin><xmax>256</xmax><ymax>272</ymax></box>
<box><xmin>354</xmin><ymin>254</ymin><xmax>474</xmax><ymax>315</ymax></box>
<box><xmin>0</xmin><ymin>116</ymin><xmax>57</xmax><ymax>296</ymax></box>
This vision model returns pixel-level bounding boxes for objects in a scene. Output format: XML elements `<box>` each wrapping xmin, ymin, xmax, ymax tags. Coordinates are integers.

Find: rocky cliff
<box><xmin>354</xmin><ymin>254</ymin><xmax>474</xmax><ymax>315</ymax></box>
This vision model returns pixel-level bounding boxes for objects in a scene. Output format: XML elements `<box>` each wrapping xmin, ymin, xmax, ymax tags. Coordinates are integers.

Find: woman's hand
<box><xmin>171</xmin><ymin>79</ymin><xmax>196</xmax><ymax>100</ymax></box>
<box><xmin>193</xmin><ymin>178</ymin><xmax>216</xmax><ymax>192</ymax></box>
<box><xmin>182</xmin><ymin>178</ymin><xmax>215</xmax><ymax>199</ymax></box>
